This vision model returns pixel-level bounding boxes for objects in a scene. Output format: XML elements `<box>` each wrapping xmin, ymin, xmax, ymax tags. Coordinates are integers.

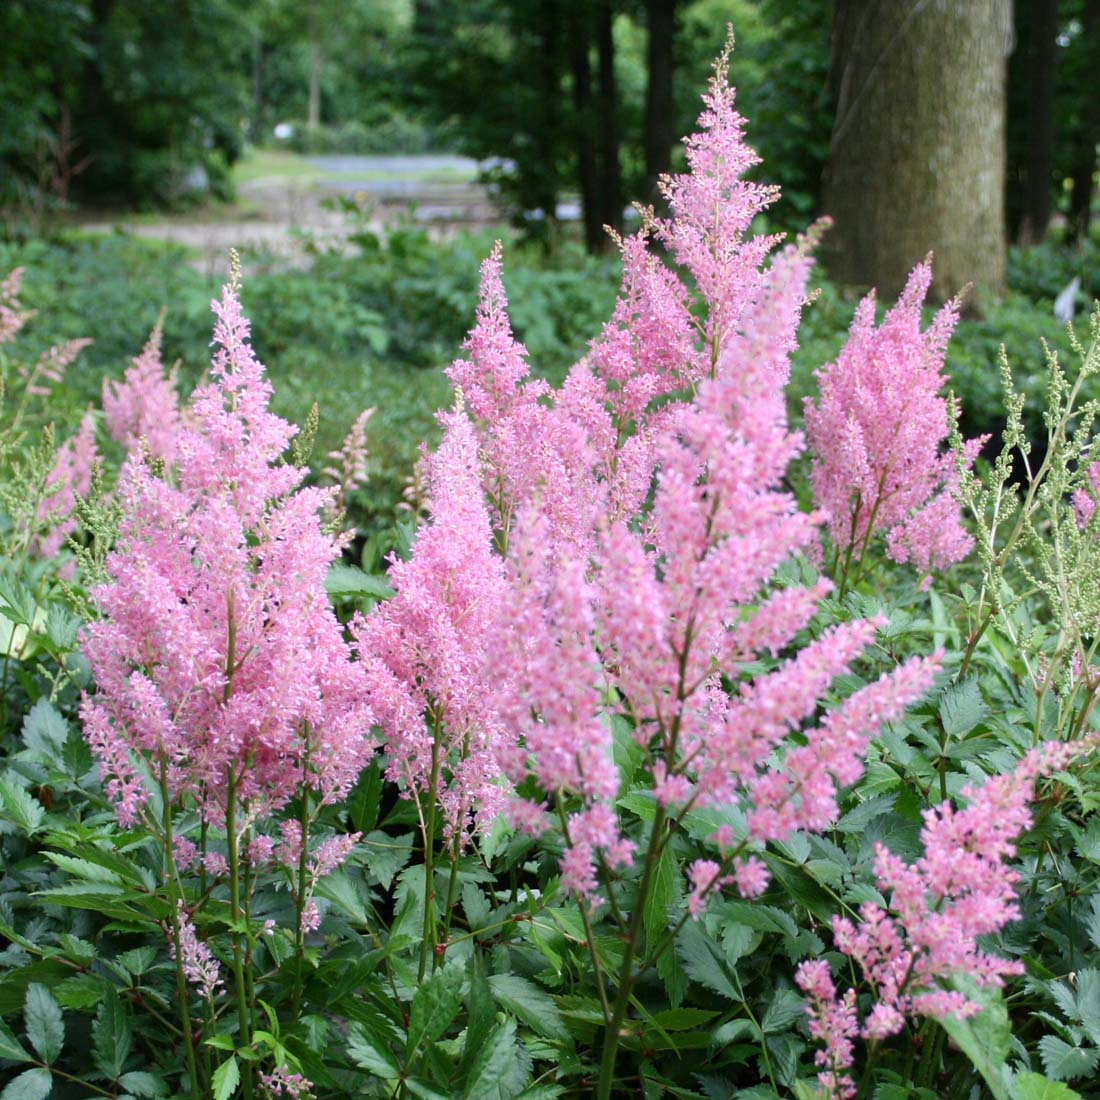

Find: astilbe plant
<box><xmin>797</xmin><ymin>739</ymin><xmax>1094</xmax><ymax>1100</ymax></box>
<box><xmin>804</xmin><ymin>258</ymin><xmax>983</xmax><ymax>593</ymax></box>
<box><xmin>370</xmin><ymin>43</ymin><xmax>943</xmax><ymax>1099</ymax></box>
<box><xmin>80</xmin><ymin>266</ymin><xmax>375</xmax><ymax>1100</ymax></box>
<box><xmin>0</xmin><ymin>265</ymin><xmax>98</xmax><ymax>569</ymax></box>
<box><xmin>101</xmin><ymin>313</ymin><xmax>182</xmax><ymax>463</ymax></box>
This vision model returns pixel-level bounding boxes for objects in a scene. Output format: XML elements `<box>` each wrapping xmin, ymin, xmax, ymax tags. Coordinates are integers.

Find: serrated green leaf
<box><xmin>54</xmin><ymin>973</ymin><xmax>103</xmax><ymax>1010</ymax></box>
<box><xmin>93</xmin><ymin>991</ymin><xmax>132</xmax><ymax>1079</ymax></box>
<box><xmin>761</xmin><ymin>988</ymin><xmax>804</xmax><ymax>1035</ymax></box>
<box><xmin>45</xmin><ymin>853</ymin><xmax>123</xmax><ymax>885</ymax></box>
<box><xmin>21</xmin><ymin>698</ymin><xmax>68</xmax><ymax>757</ymax></box>
<box><xmin>0</xmin><ymin>1019</ymin><xmax>32</xmax><ymax>1062</ymax></box>
<box><xmin>1038</xmin><ymin>1036</ymin><xmax>1100</xmax><ymax>1081</ymax></box>
<box><xmin>325</xmin><ymin>563</ymin><xmax>394</xmax><ymax>601</ymax></box>
<box><xmin>0</xmin><ymin>1067</ymin><xmax>52</xmax><ymax>1100</ymax></box>
<box><xmin>213</xmin><ymin>1056</ymin><xmax>240</xmax><ymax>1100</ymax></box>
<box><xmin>347</xmin><ymin>1021</ymin><xmax>401</xmax><ymax>1078</ymax></box>
<box><xmin>363</xmin><ymin>831</ymin><xmax>414</xmax><ymax>891</ymax></box>
<box><xmin>407</xmin><ymin>961</ymin><xmax>464</xmax><ymax>1055</ymax></box>
<box><xmin>1013</xmin><ymin>1072</ymin><xmax>1082</xmax><ymax>1100</ymax></box>
<box><xmin>406</xmin><ymin>1081</ymin><xmax>450</xmax><ymax>1100</ymax></box>
<box><xmin>118</xmin><ymin>1073</ymin><xmax>169</xmax><ymax>1098</ymax></box>
<box><xmin>0</xmin><ymin>779</ymin><xmax>44</xmax><ymax>835</ymax></box>
<box><xmin>939</xmin><ymin>678</ymin><xmax>989</xmax><ymax>738</ymax></box>
<box><xmin>488</xmin><ymin>974</ymin><xmax>568</xmax><ymax>1041</ymax></box>
<box><xmin>644</xmin><ymin>843</ymin><xmax>678</xmax><ymax>952</ymax></box>
<box><xmin>24</xmin><ymin>984</ymin><xmax>64</xmax><ymax>1064</ymax></box>
<box><xmin>315</xmin><ymin>872</ymin><xmax>369</xmax><ymax>926</ymax></box>
<box><xmin>937</xmin><ymin>977</ymin><xmax>1012</xmax><ymax>1100</ymax></box>
<box><xmin>463</xmin><ymin>1019</ymin><xmax>518</xmax><ymax>1099</ymax></box>
<box><xmin>646</xmin><ymin>1008</ymin><xmax>718</xmax><ymax>1031</ymax></box>
<box><xmin>676</xmin><ymin>921</ymin><xmax>742</xmax><ymax>1002</ymax></box>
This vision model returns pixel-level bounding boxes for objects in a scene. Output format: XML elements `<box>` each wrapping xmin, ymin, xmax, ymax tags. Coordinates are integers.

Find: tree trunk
<box><xmin>568</xmin><ymin>7</ymin><xmax>602</xmax><ymax>251</ymax></box>
<box><xmin>1016</xmin><ymin>0</ymin><xmax>1059</xmax><ymax>243</ymax></box>
<box><xmin>307</xmin><ymin>39</ymin><xmax>322</xmax><ymax>133</ymax></box>
<box><xmin>823</xmin><ymin>0</ymin><xmax>1011</xmax><ymax>302</ymax></box>
<box><xmin>1068</xmin><ymin>0</ymin><xmax>1100</xmax><ymax>242</ymax></box>
<box><xmin>644</xmin><ymin>0</ymin><xmax>676</xmax><ymax>204</ymax></box>
<box><xmin>594</xmin><ymin>0</ymin><xmax>622</xmax><ymax>246</ymax></box>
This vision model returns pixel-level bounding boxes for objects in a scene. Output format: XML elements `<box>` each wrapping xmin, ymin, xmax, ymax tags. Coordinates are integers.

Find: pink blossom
<box><xmin>0</xmin><ymin>268</ymin><xmax>34</xmax><ymax>344</ymax></box>
<box><xmin>34</xmin><ymin>410</ymin><xmax>97</xmax><ymax>563</ymax></box>
<box><xmin>1073</xmin><ymin>460</ymin><xmax>1100</xmax><ymax>526</ymax></box>
<box><xmin>260</xmin><ymin>1066</ymin><xmax>313</xmax><ymax>1100</ymax></box>
<box><xmin>102</xmin><ymin>318</ymin><xmax>182</xmax><ymax>462</ymax></box>
<box><xmin>796</xmin><ymin>959</ymin><xmax>858</xmax><ymax>1100</ymax></box>
<box><xmin>355</xmin><ymin>409</ymin><xmax>511</xmax><ymax>845</ymax></box>
<box><xmin>798</xmin><ymin>741</ymin><xmax>1091</xmax><ymax>1086</ymax></box>
<box><xmin>170</xmin><ymin>900</ymin><xmax>222</xmax><ymax>1001</ymax></box>
<box><xmin>322</xmin><ymin>407</ymin><xmax>374</xmax><ymax>520</ymax></box>
<box><xmin>804</xmin><ymin>258</ymin><xmax>980</xmax><ymax>579</ymax></box>
<box><xmin>80</xmin><ymin>281</ymin><xmax>376</xmax><ymax>828</ymax></box>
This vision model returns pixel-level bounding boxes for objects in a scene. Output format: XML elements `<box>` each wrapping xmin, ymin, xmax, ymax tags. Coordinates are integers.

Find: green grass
<box><xmin>231</xmin><ymin>148</ymin><xmax>331</xmax><ymax>187</ymax></box>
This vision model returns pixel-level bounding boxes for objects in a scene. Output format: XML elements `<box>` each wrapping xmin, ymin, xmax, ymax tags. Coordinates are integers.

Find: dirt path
<box><xmin>79</xmin><ymin>154</ymin><xmax>503</xmax><ymax>278</ymax></box>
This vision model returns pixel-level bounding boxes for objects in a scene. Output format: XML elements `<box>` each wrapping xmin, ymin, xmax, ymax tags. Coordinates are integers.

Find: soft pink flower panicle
<box><xmin>0</xmin><ymin>268</ymin><xmax>34</xmax><ymax>344</ymax></box>
<box><xmin>372</xmin><ymin>45</ymin><xmax>941</xmax><ymax>906</ymax></box>
<box><xmin>355</xmin><ymin>408</ymin><xmax>511</xmax><ymax>846</ymax></box>
<box><xmin>33</xmin><ymin>410</ymin><xmax>98</xmax><ymax>567</ymax></box>
<box><xmin>797</xmin><ymin>743</ymin><xmax>1087</xmax><ymax>1097</ymax></box>
<box><xmin>804</xmin><ymin>258</ymin><xmax>982</xmax><ymax>585</ymax></box>
<box><xmin>81</xmin><ymin>281</ymin><xmax>376</xmax><ymax>828</ymax></box>
<box><xmin>102</xmin><ymin>319</ymin><xmax>182</xmax><ymax>462</ymax></box>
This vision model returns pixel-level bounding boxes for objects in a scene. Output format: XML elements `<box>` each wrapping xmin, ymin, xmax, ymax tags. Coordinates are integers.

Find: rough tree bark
<box><xmin>644</xmin><ymin>0</ymin><xmax>677</xmax><ymax>204</ymax></box>
<box><xmin>1016</xmin><ymin>0</ymin><xmax>1060</xmax><ymax>244</ymax></box>
<box><xmin>594</xmin><ymin>0</ymin><xmax>623</xmax><ymax>243</ymax></box>
<box><xmin>568</xmin><ymin>4</ymin><xmax>602</xmax><ymax>252</ymax></box>
<box><xmin>823</xmin><ymin>0</ymin><xmax>1012</xmax><ymax>302</ymax></box>
<box><xmin>1068</xmin><ymin>0</ymin><xmax>1100</xmax><ymax>241</ymax></box>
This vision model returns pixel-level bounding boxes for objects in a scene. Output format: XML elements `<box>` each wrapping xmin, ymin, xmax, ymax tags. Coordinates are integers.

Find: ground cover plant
<box><xmin>3</xmin><ymin>41</ymin><xmax>1100</xmax><ymax>1100</ymax></box>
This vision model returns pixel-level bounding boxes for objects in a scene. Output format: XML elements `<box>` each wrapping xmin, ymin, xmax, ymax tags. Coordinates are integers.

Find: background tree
<box><xmin>1008</xmin><ymin>0</ymin><xmax>1060</xmax><ymax>244</ymax></box>
<box><xmin>822</xmin><ymin>0</ymin><xmax>1012</xmax><ymax>301</ymax></box>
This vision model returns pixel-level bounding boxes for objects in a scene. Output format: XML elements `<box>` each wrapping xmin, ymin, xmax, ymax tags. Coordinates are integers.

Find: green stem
<box><xmin>291</xmin><ymin>788</ymin><xmax>311</xmax><ymax>1016</ymax></box>
<box><xmin>418</xmin><ymin>732</ymin><xmax>442</xmax><ymax>982</ymax></box>
<box><xmin>441</xmin><ymin>831</ymin><xmax>462</xmax><ymax>950</ymax></box>
<box><xmin>226</xmin><ymin>767</ymin><xmax>253</xmax><ymax>1100</ymax></box>
<box><xmin>595</xmin><ymin>802</ymin><xmax>668</xmax><ymax>1100</ymax></box>
<box><xmin>160</xmin><ymin>759</ymin><xmax>202</xmax><ymax>1100</ymax></box>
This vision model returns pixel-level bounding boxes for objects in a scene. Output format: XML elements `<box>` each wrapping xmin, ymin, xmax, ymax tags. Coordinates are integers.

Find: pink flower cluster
<box><xmin>370</xmin><ymin>48</ymin><xmax>940</xmax><ymax>902</ymax></box>
<box><xmin>170</xmin><ymin>900</ymin><xmax>222</xmax><ymax>1001</ymax></box>
<box><xmin>102</xmin><ymin>318</ymin><xmax>182</xmax><ymax>463</ymax></box>
<box><xmin>34</xmin><ymin>410</ymin><xmax>97</xmax><ymax>563</ymax></box>
<box><xmin>0</xmin><ymin>268</ymin><xmax>33</xmax><ymax>344</ymax></box>
<box><xmin>804</xmin><ymin>259</ymin><xmax>982</xmax><ymax>584</ymax></box>
<box><xmin>796</xmin><ymin>742</ymin><xmax>1085</xmax><ymax>1096</ymax></box>
<box><xmin>81</xmin><ymin>283</ymin><xmax>375</xmax><ymax>827</ymax></box>
<box><xmin>356</xmin><ymin>408</ymin><xmax>511</xmax><ymax>846</ymax></box>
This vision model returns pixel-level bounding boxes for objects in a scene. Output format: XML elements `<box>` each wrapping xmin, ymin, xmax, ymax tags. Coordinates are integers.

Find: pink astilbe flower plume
<box><xmin>33</xmin><ymin>410</ymin><xmax>98</xmax><ymax>564</ymax></box>
<box><xmin>355</xmin><ymin>407</ymin><xmax>511</xmax><ymax>845</ymax></box>
<box><xmin>804</xmin><ymin>257</ymin><xmax>983</xmax><ymax>586</ymax></box>
<box><xmin>81</xmin><ymin>278</ymin><xmax>375</xmax><ymax>827</ymax></box>
<box><xmin>0</xmin><ymin>267</ymin><xmax>34</xmax><ymax>344</ymax></box>
<box><xmin>796</xmin><ymin>740</ymin><xmax>1094</xmax><ymax>1098</ymax></box>
<box><xmin>102</xmin><ymin>315</ymin><xmax>182</xmax><ymax>462</ymax></box>
<box><xmin>377</xmin><ymin>41</ymin><xmax>941</xmax><ymax>909</ymax></box>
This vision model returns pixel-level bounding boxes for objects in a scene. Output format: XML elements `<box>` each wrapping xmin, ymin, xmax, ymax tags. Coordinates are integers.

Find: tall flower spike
<box><xmin>356</xmin><ymin>408</ymin><xmax>511</xmax><ymax>844</ymax></box>
<box><xmin>103</xmin><ymin>316</ymin><xmax>182</xmax><ymax>462</ymax></box>
<box><xmin>796</xmin><ymin>739</ymin><xmax>1096</xmax><ymax>1098</ymax></box>
<box><xmin>804</xmin><ymin>257</ymin><xmax>982</xmax><ymax>584</ymax></box>
<box><xmin>657</xmin><ymin>31</ymin><xmax>782</xmax><ymax>369</ymax></box>
<box><xmin>81</xmin><ymin>280</ymin><xmax>375</xmax><ymax>826</ymax></box>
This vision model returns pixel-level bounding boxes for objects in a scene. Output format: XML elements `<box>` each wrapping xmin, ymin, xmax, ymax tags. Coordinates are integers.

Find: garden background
<box><xmin>3</xmin><ymin>3</ymin><xmax>1100</xmax><ymax>1100</ymax></box>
